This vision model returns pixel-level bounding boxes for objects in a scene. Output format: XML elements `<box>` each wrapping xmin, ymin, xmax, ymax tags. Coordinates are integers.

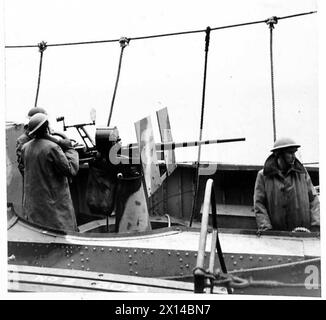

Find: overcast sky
<box><xmin>3</xmin><ymin>0</ymin><xmax>319</xmax><ymax>165</ymax></box>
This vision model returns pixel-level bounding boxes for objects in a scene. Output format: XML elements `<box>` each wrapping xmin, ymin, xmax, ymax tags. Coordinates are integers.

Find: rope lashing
<box><xmin>266</xmin><ymin>16</ymin><xmax>278</xmax><ymax>142</ymax></box>
<box><xmin>34</xmin><ymin>41</ymin><xmax>47</xmax><ymax>107</ymax></box>
<box><xmin>107</xmin><ymin>37</ymin><xmax>130</xmax><ymax>126</ymax></box>
<box><xmin>193</xmin><ymin>257</ymin><xmax>321</xmax><ymax>292</ymax></box>
<box><xmin>119</xmin><ymin>37</ymin><xmax>130</xmax><ymax>48</ymax></box>
<box><xmin>212</xmin><ymin>272</ymin><xmax>321</xmax><ymax>289</ymax></box>
<box><xmin>210</xmin><ymin>187</ymin><xmax>232</xmax><ymax>294</ymax></box>
<box><xmin>189</xmin><ymin>26</ymin><xmax>211</xmax><ymax>227</ymax></box>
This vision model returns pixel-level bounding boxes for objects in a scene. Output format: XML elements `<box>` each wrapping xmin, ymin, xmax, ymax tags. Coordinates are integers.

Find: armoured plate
<box><xmin>8</xmin><ymin>241</ymin><xmax>320</xmax><ymax>296</ymax></box>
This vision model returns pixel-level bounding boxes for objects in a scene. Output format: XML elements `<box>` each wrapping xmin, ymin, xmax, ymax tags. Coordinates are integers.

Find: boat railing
<box><xmin>193</xmin><ymin>178</ymin><xmax>231</xmax><ymax>294</ymax></box>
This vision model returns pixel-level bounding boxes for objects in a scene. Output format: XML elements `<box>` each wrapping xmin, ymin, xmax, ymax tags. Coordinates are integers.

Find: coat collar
<box><xmin>263</xmin><ymin>154</ymin><xmax>305</xmax><ymax>177</ymax></box>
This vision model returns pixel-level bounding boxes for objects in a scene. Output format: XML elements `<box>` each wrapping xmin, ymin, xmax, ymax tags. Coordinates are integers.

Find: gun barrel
<box><xmin>157</xmin><ymin>137</ymin><xmax>246</xmax><ymax>150</ymax></box>
<box><xmin>123</xmin><ymin>137</ymin><xmax>245</xmax><ymax>151</ymax></box>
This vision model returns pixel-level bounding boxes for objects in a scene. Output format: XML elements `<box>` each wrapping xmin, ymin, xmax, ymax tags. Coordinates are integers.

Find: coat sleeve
<box><xmin>305</xmin><ymin>171</ymin><xmax>320</xmax><ymax>227</ymax></box>
<box><xmin>49</xmin><ymin>145</ymin><xmax>79</xmax><ymax>177</ymax></box>
<box><xmin>16</xmin><ymin>139</ymin><xmax>26</xmax><ymax>175</ymax></box>
<box><xmin>254</xmin><ymin>171</ymin><xmax>272</xmax><ymax>230</ymax></box>
<box><xmin>18</xmin><ymin>143</ymin><xmax>25</xmax><ymax>175</ymax></box>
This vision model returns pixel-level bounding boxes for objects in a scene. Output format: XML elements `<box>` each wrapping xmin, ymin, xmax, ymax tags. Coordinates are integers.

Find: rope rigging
<box><xmin>5</xmin><ymin>11</ymin><xmax>316</xmax><ymax>49</ymax></box>
<box><xmin>107</xmin><ymin>37</ymin><xmax>130</xmax><ymax>126</ymax></box>
<box><xmin>189</xmin><ymin>26</ymin><xmax>211</xmax><ymax>228</ymax></box>
<box><xmin>266</xmin><ymin>16</ymin><xmax>278</xmax><ymax>142</ymax></box>
<box><xmin>7</xmin><ymin>10</ymin><xmax>316</xmax><ymax>157</ymax></box>
<box><xmin>34</xmin><ymin>41</ymin><xmax>47</xmax><ymax>107</ymax></box>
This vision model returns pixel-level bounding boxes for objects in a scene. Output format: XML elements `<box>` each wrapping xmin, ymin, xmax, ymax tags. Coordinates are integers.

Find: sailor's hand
<box><xmin>258</xmin><ymin>226</ymin><xmax>271</xmax><ymax>232</ymax></box>
<box><xmin>256</xmin><ymin>226</ymin><xmax>271</xmax><ymax>237</ymax></box>
<box><xmin>310</xmin><ymin>226</ymin><xmax>320</xmax><ymax>233</ymax></box>
<box><xmin>57</xmin><ymin>138</ymin><xmax>73</xmax><ymax>150</ymax></box>
<box><xmin>291</xmin><ymin>227</ymin><xmax>311</xmax><ymax>233</ymax></box>
<box><xmin>44</xmin><ymin>133</ymin><xmax>60</xmax><ymax>144</ymax></box>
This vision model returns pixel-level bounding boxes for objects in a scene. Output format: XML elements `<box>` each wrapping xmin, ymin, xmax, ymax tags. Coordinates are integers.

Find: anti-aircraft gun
<box><xmin>55</xmin><ymin>107</ymin><xmax>245</xmax><ymax>234</ymax></box>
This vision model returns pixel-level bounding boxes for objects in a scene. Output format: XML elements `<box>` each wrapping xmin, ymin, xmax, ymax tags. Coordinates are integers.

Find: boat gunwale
<box><xmin>8</xmin><ymin>212</ymin><xmax>320</xmax><ymax>241</ymax></box>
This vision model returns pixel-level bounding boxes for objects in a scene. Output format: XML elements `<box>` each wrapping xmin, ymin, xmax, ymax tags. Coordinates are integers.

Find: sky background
<box><xmin>1</xmin><ymin>0</ymin><xmax>326</xmax><ymax>300</ymax></box>
<box><xmin>3</xmin><ymin>0</ymin><xmax>319</xmax><ymax>165</ymax></box>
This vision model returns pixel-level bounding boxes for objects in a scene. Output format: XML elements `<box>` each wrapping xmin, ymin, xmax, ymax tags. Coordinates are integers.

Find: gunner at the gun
<box><xmin>16</xmin><ymin>107</ymin><xmax>67</xmax><ymax>175</ymax></box>
<box><xmin>19</xmin><ymin>113</ymin><xmax>79</xmax><ymax>232</ymax></box>
<box><xmin>253</xmin><ymin>137</ymin><xmax>320</xmax><ymax>232</ymax></box>
<box><xmin>16</xmin><ymin>107</ymin><xmax>48</xmax><ymax>174</ymax></box>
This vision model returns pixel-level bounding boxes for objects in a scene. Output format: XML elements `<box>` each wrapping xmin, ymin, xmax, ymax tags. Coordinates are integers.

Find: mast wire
<box><xmin>5</xmin><ymin>11</ymin><xmax>316</xmax><ymax>49</ymax></box>
<box><xmin>189</xmin><ymin>27</ymin><xmax>211</xmax><ymax>227</ymax></box>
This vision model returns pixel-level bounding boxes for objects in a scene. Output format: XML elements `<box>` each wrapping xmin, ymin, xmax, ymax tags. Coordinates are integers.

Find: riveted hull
<box><xmin>8</xmin><ymin>216</ymin><xmax>321</xmax><ymax>296</ymax></box>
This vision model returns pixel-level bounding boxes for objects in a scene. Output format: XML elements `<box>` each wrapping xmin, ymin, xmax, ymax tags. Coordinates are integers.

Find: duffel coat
<box><xmin>20</xmin><ymin>138</ymin><xmax>79</xmax><ymax>231</ymax></box>
<box><xmin>254</xmin><ymin>154</ymin><xmax>320</xmax><ymax>231</ymax></box>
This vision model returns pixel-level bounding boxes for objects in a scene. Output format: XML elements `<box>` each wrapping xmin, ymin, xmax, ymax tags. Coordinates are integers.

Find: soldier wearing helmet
<box><xmin>16</xmin><ymin>107</ymin><xmax>48</xmax><ymax>175</ymax></box>
<box><xmin>27</xmin><ymin>106</ymin><xmax>47</xmax><ymax>118</ymax></box>
<box><xmin>19</xmin><ymin>113</ymin><xmax>79</xmax><ymax>232</ymax></box>
<box><xmin>254</xmin><ymin>137</ymin><xmax>320</xmax><ymax>232</ymax></box>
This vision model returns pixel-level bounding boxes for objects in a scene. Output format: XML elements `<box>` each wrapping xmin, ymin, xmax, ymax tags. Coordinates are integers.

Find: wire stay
<box><xmin>5</xmin><ymin>11</ymin><xmax>316</xmax><ymax>49</ymax></box>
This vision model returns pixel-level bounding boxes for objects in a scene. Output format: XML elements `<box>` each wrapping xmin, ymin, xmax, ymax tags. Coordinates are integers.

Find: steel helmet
<box><xmin>27</xmin><ymin>107</ymin><xmax>47</xmax><ymax>118</ymax></box>
<box><xmin>28</xmin><ymin>113</ymin><xmax>48</xmax><ymax>135</ymax></box>
<box><xmin>271</xmin><ymin>137</ymin><xmax>301</xmax><ymax>152</ymax></box>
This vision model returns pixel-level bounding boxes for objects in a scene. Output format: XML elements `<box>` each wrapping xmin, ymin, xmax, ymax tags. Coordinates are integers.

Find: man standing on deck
<box><xmin>19</xmin><ymin>113</ymin><xmax>79</xmax><ymax>232</ymax></box>
<box><xmin>16</xmin><ymin>107</ymin><xmax>48</xmax><ymax>175</ymax></box>
<box><xmin>254</xmin><ymin>137</ymin><xmax>320</xmax><ymax>232</ymax></box>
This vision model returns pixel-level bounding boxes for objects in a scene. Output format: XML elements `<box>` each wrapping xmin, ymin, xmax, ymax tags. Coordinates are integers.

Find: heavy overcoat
<box><xmin>20</xmin><ymin>138</ymin><xmax>79</xmax><ymax>231</ymax></box>
<box><xmin>254</xmin><ymin>154</ymin><xmax>320</xmax><ymax>231</ymax></box>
